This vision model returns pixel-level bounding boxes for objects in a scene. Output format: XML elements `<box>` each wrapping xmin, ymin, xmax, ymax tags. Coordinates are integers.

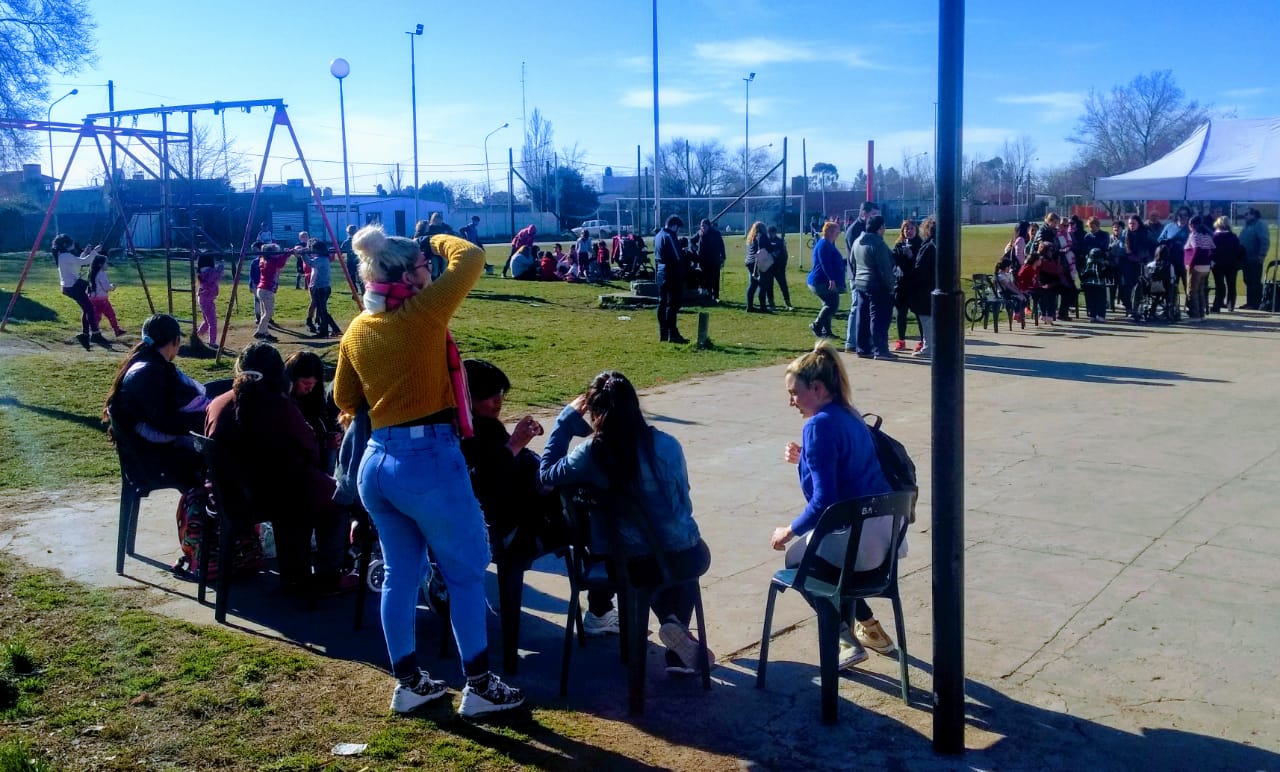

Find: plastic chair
<box><xmin>755</xmin><ymin>491</ymin><xmax>912</xmax><ymax>725</ymax></box>
<box><xmin>111</xmin><ymin>415</ymin><xmax>191</xmax><ymax>575</ymax></box>
<box><xmin>1263</xmin><ymin>259</ymin><xmax>1280</xmax><ymax>313</ymax></box>
<box><xmin>562</xmin><ymin>490</ymin><xmax>712</xmax><ymax>715</ymax></box>
<box><xmin>558</xmin><ymin>491</ymin><xmax>631</xmax><ymax>697</ymax></box>
<box><xmin>494</xmin><ymin>536</ymin><xmax>575</xmax><ymax>676</ymax></box>
<box><xmin>189</xmin><ymin>432</ymin><xmax>261</xmax><ymax>623</ymax></box>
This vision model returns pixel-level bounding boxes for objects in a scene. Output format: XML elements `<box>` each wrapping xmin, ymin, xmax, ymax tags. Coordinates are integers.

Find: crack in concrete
<box><xmin>998</xmin><ymin>448</ymin><xmax>1280</xmax><ymax>684</ymax></box>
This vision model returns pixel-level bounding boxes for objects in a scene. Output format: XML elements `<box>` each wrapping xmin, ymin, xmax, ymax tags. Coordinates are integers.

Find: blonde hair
<box><xmin>821</xmin><ymin>221</ymin><xmax>841</xmax><ymax>241</ymax></box>
<box><xmin>1214</xmin><ymin>216</ymin><xmax>1231</xmax><ymax>232</ymax></box>
<box><xmin>919</xmin><ymin>215</ymin><xmax>936</xmax><ymax>241</ymax></box>
<box><xmin>785</xmin><ymin>342</ymin><xmax>859</xmax><ymax>415</ymax></box>
<box><xmin>352</xmin><ymin>224</ymin><xmax>421</xmax><ymax>285</ymax></box>
<box><xmin>745</xmin><ymin>220</ymin><xmax>767</xmax><ymax>245</ymax></box>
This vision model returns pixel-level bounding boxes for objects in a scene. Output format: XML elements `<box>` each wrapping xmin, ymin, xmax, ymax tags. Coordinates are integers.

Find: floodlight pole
<box><xmin>407</xmin><ymin>24</ymin><xmax>423</xmax><ymax>224</ymax></box>
<box><xmin>743</xmin><ymin>72</ymin><xmax>755</xmax><ymax>226</ymax></box>
<box><xmin>484</xmin><ymin>122</ymin><xmax>508</xmax><ymax>207</ymax></box>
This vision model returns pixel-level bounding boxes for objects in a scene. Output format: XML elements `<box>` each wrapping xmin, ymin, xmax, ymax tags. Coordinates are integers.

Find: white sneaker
<box><xmin>389</xmin><ymin>670</ymin><xmax>449</xmax><ymax>713</ymax></box>
<box><xmin>854</xmin><ymin>619</ymin><xmax>899</xmax><ymax>657</ymax></box>
<box><xmin>838</xmin><ymin>623</ymin><xmax>868</xmax><ymax>670</ymax></box>
<box><xmin>583</xmin><ymin>608</ymin><xmax>620</xmax><ymax>636</ymax></box>
<box><xmin>658</xmin><ymin>619</ymin><xmax>715</xmax><ymax>674</ymax></box>
<box><xmin>459</xmin><ymin>674</ymin><xmax>525</xmax><ymax>718</ymax></box>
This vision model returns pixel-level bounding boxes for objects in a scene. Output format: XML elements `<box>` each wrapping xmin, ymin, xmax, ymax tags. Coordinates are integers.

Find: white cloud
<box><xmin>1224</xmin><ymin>87</ymin><xmax>1267</xmax><ymax>99</ymax></box>
<box><xmin>660</xmin><ymin>123</ymin><xmax>727</xmax><ymax>140</ymax></box>
<box><xmin>619</xmin><ymin>87</ymin><xmax>707</xmax><ymax>109</ymax></box>
<box><xmin>995</xmin><ymin>91</ymin><xmax>1085</xmax><ymax>122</ymax></box>
<box><xmin>694</xmin><ymin>38</ymin><xmax>875</xmax><ymax>69</ymax></box>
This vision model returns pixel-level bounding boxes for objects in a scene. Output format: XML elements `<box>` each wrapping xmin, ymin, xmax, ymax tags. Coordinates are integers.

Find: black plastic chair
<box><xmin>1263</xmin><ymin>259</ymin><xmax>1280</xmax><ymax>313</ymax></box>
<box><xmin>189</xmin><ymin>432</ymin><xmax>260</xmax><ymax>623</ymax></box>
<box><xmin>111</xmin><ymin>415</ymin><xmax>192</xmax><ymax>575</ymax></box>
<box><xmin>494</xmin><ymin>537</ymin><xmax>575</xmax><ymax>676</ymax></box>
<box><xmin>756</xmin><ymin>491</ymin><xmax>912</xmax><ymax>725</ymax></box>
<box><xmin>563</xmin><ymin>490</ymin><xmax>712</xmax><ymax>715</ymax></box>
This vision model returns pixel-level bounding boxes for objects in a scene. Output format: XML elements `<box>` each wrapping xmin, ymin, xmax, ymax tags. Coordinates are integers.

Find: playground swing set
<box><xmin>0</xmin><ymin>98</ymin><xmax>360</xmax><ymax>363</ymax></box>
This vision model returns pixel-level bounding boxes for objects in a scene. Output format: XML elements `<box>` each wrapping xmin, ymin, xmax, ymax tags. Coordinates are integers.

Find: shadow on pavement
<box><xmin>963</xmin><ymin>354</ymin><xmax>1230</xmax><ymax>386</ymax></box>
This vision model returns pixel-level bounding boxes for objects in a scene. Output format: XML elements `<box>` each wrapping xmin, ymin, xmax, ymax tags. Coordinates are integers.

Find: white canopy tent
<box><xmin>1094</xmin><ymin>117</ymin><xmax>1280</xmax><ymax>201</ymax></box>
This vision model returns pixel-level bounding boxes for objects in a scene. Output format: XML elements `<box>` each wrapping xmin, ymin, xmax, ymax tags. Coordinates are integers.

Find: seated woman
<box><xmin>460</xmin><ymin>359</ymin><xmax>570</xmax><ymax>560</ymax></box>
<box><xmin>510</xmin><ymin>245</ymin><xmax>537</xmax><ymax>280</ymax></box>
<box><xmin>284</xmin><ymin>351</ymin><xmax>341</xmax><ymax>473</ymax></box>
<box><xmin>205</xmin><ymin>342</ymin><xmax>350</xmax><ymax>594</ymax></box>
<box><xmin>769</xmin><ymin>343</ymin><xmax>901</xmax><ymax>671</ymax></box>
<box><xmin>539</xmin><ymin>370</ymin><xmax>714</xmax><ymax>673</ymax></box>
<box><xmin>103</xmin><ymin>313</ymin><xmax>209</xmax><ymax>491</ymax></box>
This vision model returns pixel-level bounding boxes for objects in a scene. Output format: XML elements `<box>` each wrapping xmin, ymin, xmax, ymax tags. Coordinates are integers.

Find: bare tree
<box><xmin>1068</xmin><ymin>70</ymin><xmax>1211</xmax><ymax>179</ymax></box>
<box><xmin>386</xmin><ymin>165</ymin><xmax>405</xmax><ymax>197</ymax></box>
<box><xmin>169</xmin><ymin>123</ymin><xmax>250</xmax><ymax>182</ymax></box>
<box><xmin>520</xmin><ymin>107</ymin><xmax>554</xmax><ymax>207</ymax></box>
<box><xmin>0</xmin><ymin>0</ymin><xmax>98</xmax><ymax>167</ymax></box>
<box><xmin>1000</xmin><ymin>135</ymin><xmax>1037</xmax><ymax>207</ymax></box>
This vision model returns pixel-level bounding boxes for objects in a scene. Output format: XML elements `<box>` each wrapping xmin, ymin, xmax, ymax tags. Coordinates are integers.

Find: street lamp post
<box><xmin>330</xmin><ymin>58</ymin><xmax>352</xmax><ymax>233</ymax></box>
<box><xmin>407</xmin><ymin>24</ymin><xmax>423</xmax><ymax>225</ymax></box>
<box><xmin>47</xmin><ymin>88</ymin><xmax>77</xmax><ymax>233</ymax></box>
<box><xmin>46</xmin><ymin>88</ymin><xmax>78</xmax><ymax>183</ymax></box>
<box><xmin>743</xmin><ymin>72</ymin><xmax>755</xmax><ymax>226</ymax></box>
<box><xmin>483</xmin><ymin>122</ymin><xmax>509</xmax><ymax>207</ymax></box>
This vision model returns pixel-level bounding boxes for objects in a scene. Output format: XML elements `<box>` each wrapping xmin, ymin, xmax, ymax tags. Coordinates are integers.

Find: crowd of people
<box><xmin>97</xmin><ymin>220</ymin><xmax>907</xmax><ymax>721</ymax></box>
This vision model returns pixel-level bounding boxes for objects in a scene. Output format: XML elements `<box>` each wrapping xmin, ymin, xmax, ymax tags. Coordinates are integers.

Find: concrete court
<box><xmin>2</xmin><ymin>310</ymin><xmax>1279</xmax><ymax>770</ymax></box>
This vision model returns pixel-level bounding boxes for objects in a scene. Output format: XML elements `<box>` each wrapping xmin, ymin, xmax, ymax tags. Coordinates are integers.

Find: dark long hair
<box><xmin>232</xmin><ymin>342</ymin><xmax>288</xmax><ymax>429</ymax></box>
<box><xmin>88</xmin><ymin>254</ymin><xmax>107</xmax><ymax>290</ymax></box>
<box><xmin>102</xmin><ymin>313</ymin><xmax>183</xmax><ymax>433</ymax></box>
<box><xmin>584</xmin><ymin>371</ymin><xmax>653</xmax><ymax>494</ymax></box>
<box><xmin>284</xmin><ymin>350</ymin><xmax>326</xmax><ymax>425</ymax></box>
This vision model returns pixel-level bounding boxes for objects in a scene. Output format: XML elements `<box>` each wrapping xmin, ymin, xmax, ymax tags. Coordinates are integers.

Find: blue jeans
<box><xmin>358</xmin><ymin>424</ymin><xmax>492</xmax><ymax>680</ymax></box>
<box><xmin>847</xmin><ymin>286</ymin><xmax>892</xmax><ymax>356</ymax></box>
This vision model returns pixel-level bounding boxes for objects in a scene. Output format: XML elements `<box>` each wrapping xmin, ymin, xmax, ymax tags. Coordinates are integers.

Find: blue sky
<box><xmin>47</xmin><ymin>0</ymin><xmax>1280</xmax><ymax>196</ymax></box>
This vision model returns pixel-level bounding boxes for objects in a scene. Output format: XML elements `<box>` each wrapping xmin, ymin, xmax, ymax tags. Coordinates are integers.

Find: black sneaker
<box><xmin>390</xmin><ymin>670</ymin><xmax>449</xmax><ymax>713</ymax></box>
<box><xmin>89</xmin><ymin>331</ymin><xmax>109</xmax><ymax>345</ymax></box>
<box><xmin>458</xmin><ymin>674</ymin><xmax>525</xmax><ymax>717</ymax></box>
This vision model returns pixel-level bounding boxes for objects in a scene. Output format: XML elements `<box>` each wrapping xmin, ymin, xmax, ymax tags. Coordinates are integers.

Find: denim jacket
<box><xmin>538</xmin><ymin>405</ymin><xmax>699</xmax><ymax>557</ymax></box>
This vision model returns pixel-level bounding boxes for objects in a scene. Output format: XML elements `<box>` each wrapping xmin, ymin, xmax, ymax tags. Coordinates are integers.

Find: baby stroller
<box><xmin>1132</xmin><ymin>244</ymin><xmax>1181</xmax><ymax>322</ymax></box>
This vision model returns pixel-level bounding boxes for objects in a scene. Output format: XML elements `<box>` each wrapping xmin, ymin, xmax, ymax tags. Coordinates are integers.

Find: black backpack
<box><xmin>863</xmin><ymin>413</ymin><xmax>919</xmax><ymax>523</ymax></box>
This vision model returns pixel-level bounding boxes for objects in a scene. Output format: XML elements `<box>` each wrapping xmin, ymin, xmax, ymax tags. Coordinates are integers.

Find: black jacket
<box><xmin>906</xmin><ymin>240</ymin><xmax>936</xmax><ymax>317</ymax></box>
<box><xmin>696</xmin><ymin>226</ymin><xmax>726</xmax><ymax>268</ymax></box>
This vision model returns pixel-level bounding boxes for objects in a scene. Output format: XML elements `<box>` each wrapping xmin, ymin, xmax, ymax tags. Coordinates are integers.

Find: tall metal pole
<box><xmin>108</xmin><ymin>81</ymin><xmax>116</xmax><ymax>187</ymax></box>
<box><xmin>484</xmin><ymin>122</ymin><xmax>508</xmax><ymax>205</ymax></box>
<box><xmin>743</xmin><ymin>72</ymin><xmax>755</xmax><ymax>227</ymax></box>
<box><xmin>407</xmin><ymin>25</ymin><xmax>423</xmax><ymax>225</ymax></box>
<box><xmin>507</xmin><ymin>147</ymin><xmax>515</xmax><ymax>239</ymax></box>
<box><xmin>331</xmin><ymin>59</ymin><xmax>352</xmax><ymax>234</ymax></box>
<box><xmin>932</xmin><ymin>0</ymin><xmax>966</xmax><ymax>756</ymax></box>
<box><xmin>651</xmin><ymin>0</ymin><xmax>661</xmax><ymax>229</ymax></box>
<box><xmin>47</xmin><ymin>88</ymin><xmax>77</xmax><ymax>233</ymax></box>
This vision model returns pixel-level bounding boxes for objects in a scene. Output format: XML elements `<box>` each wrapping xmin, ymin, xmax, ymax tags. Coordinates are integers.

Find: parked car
<box><xmin>571</xmin><ymin>219</ymin><xmax>616</xmax><ymax>238</ymax></box>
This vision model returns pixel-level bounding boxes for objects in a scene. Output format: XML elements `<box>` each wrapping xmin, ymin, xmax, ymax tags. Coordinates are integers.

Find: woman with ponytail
<box><xmin>103</xmin><ymin>313</ymin><xmax>208</xmax><ymax>489</ymax></box>
<box><xmin>332</xmin><ymin>224</ymin><xmax>526</xmax><ymax>717</ymax></box>
<box><xmin>770</xmin><ymin>342</ymin><xmax>901</xmax><ymax>671</ymax></box>
<box><xmin>205</xmin><ymin>343</ymin><xmax>350</xmax><ymax>594</ymax></box>
<box><xmin>539</xmin><ymin>370</ymin><xmax>713</xmax><ymax>675</ymax></box>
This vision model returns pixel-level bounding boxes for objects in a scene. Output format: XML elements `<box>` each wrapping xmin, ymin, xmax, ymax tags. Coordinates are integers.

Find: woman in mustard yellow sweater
<box><xmin>334</xmin><ymin>225</ymin><xmax>525</xmax><ymax>718</ymax></box>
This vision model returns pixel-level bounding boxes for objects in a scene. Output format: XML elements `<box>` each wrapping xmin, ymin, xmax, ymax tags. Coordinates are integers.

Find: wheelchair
<box><xmin>1132</xmin><ymin>256</ymin><xmax>1181</xmax><ymax>323</ymax></box>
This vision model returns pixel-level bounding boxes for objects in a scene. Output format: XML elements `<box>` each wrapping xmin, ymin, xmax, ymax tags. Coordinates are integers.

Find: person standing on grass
<box><xmin>87</xmin><ymin>252</ymin><xmax>127</xmax><ymax>337</ymax></box>
<box><xmin>195</xmin><ymin>253</ymin><xmax>224</xmax><ymax>346</ymax></box>
<box><xmin>339</xmin><ymin>225</ymin><xmax>363</xmax><ymax>297</ymax></box>
<box><xmin>766</xmin><ymin>225</ymin><xmax>793</xmax><ymax>311</ymax></box>
<box><xmin>52</xmin><ymin>234</ymin><xmax>104</xmax><ymax>347</ymax></box>
<box><xmin>304</xmin><ymin>240</ymin><xmax>342</xmax><ymax>338</ymax></box>
<box><xmin>770</xmin><ymin>343</ymin><xmax>901</xmax><ymax>670</ymax></box>
<box><xmin>333</xmin><ymin>224</ymin><xmax>525</xmax><ymax>718</ymax></box>
<box><xmin>654</xmin><ymin>215</ymin><xmax>688</xmax><ymax>343</ymax></box>
<box><xmin>843</xmin><ymin>201</ymin><xmax>879</xmax><ymax>255</ymax></box>
<box><xmin>696</xmin><ymin>219</ymin><xmax>726</xmax><ymax>302</ymax></box>
<box><xmin>253</xmin><ymin>244</ymin><xmax>289</xmax><ymax>342</ymax></box>
<box><xmin>1239</xmin><ymin>208</ymin><xmax>1271</xmax><ymax>309</ymax></box>
<box><xmin>846</xmin><ymin>215</ymin><xmax>896</xmax><ymax>360</ymax></box>
<box><xmin>460</xmin><ymin>215</ymin><xmax>482</xmax><ymax>248</ymax></box>
<box><xmin>807</xmin><ymin>221</ymin><xmax>845</xmax><ymax>339</ymax></box>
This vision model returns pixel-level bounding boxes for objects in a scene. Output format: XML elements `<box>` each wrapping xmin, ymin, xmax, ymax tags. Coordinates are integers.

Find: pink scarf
<box><xmin>365</xmin><ymin>281</ymin><xmax>473</xmax><ymax>439</ymax></box>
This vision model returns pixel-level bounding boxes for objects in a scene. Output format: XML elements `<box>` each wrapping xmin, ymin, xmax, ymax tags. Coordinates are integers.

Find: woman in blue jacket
<box><xmin>539</xmin><ymin>370</ymin><xmax>713</xmax><ymax>674</ymax></box>
<box><xmin>770</xmin><ymin>343</ymin><xmax>900</xmax><ymax>670</ymax></box>
<box><xmin>807</xmin><ymin>221</ymin><xmax>845</xmax><ymax>338</ymax></box>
